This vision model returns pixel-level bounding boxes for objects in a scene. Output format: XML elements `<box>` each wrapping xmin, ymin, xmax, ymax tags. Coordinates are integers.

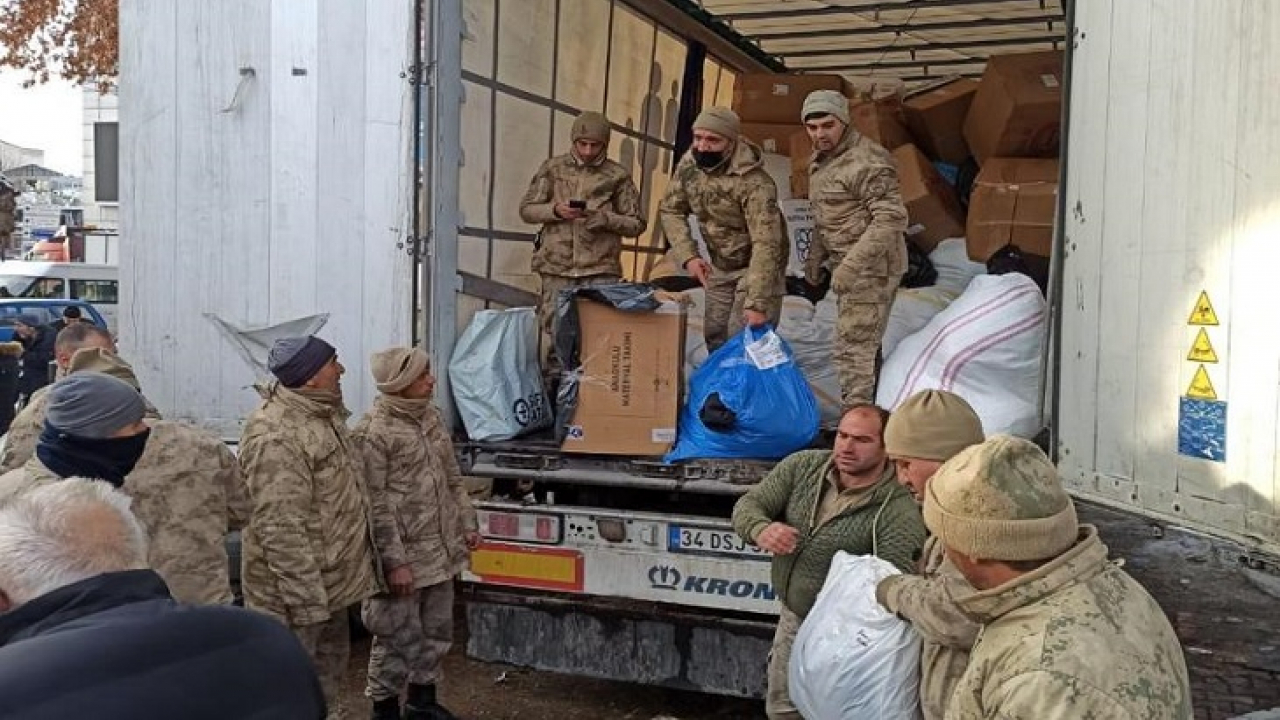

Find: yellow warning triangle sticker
<box><xmin>1187</xmin><ymin>328</ymin><xmax>1219</xmax><ymax>363</ymax></box>
<box><xmin>1186</xmin><ymin>364</ymin><xmax>1218</xmax><ymax>400</ymax></box>
<box><xmin>1187</xmin><ymin>291</ymin><xmax>1219</xmax><ymax>326</ymax></box>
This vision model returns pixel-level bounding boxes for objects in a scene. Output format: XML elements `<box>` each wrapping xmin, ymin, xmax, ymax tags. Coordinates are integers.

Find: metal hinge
<box><xmin>402</xmin><ymin>62</ymin><xmax>436</xmax><ymax>87</ymax></box>
<box><xmin>401</xmin><ymin>231</ymin><xmax>432</xmax><ymax>258</ymax></box>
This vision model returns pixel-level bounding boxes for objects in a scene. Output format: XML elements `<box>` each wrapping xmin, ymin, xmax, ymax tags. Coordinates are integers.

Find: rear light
<box><xmin>479</xmin><ymin>510</ymin><xmax>562</xmax><ymax>545</ymax></box>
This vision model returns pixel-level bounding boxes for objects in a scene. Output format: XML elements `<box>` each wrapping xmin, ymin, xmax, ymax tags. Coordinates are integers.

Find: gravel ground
<box><xmin>340</xmin><ymin>636</ymin><xmax>765</xmax><ymax>720</ymax></box>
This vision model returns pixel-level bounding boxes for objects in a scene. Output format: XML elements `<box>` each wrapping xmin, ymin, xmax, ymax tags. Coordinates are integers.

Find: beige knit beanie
<box><xmin>369</xmin><ymin>347</ymin><xmax>429</xmax><ymax>395</ymax></box>
<box><xmin>801</xmin><ymin>89</ymin><xmax>850</xmax><ymax>125</ymax></box>
<box><xmin>68</xmin><ymin>347</ymin><xmax>143</xmax><ymax>391</ymax></box>
<box><xmin>571</xmin><ymin>111</ymin><xmax>612</xmax><ymax>144</ymax></box>
<box><xmin>884</xmin><ymin>390</ymin><xmax>984</xmax><ymax>461</ymax></box>
<box><xmin>692</xmin><ymin>106</ymin><xmax>740</xmax><ymax>142</ymax></box>
<box><xmin>923</xmin><ymin>435</ymin><xmax>1078</xmax><ymax>562</ymax></box>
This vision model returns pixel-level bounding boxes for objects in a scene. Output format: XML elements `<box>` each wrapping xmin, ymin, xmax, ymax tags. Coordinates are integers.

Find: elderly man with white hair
<box><xmin>0</xmin><ymin>479</ymin><xmax>325</xmax><ymax>720</ymax></box>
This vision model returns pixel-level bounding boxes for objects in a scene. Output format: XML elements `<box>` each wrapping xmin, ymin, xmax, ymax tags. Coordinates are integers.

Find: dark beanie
<box><xmin>268</xmin><ymin>336</ymin><xmax>337</xmax><ymax>388</ymax></box>
<box><xmin>45</xmin><ymin>372</ymin><xmax>146</xmax><ymax>438</ymax></box>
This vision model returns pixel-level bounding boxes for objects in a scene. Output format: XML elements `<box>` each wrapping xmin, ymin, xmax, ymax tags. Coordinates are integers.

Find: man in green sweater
<box><xmin>732</xmin><ymin>404</ymin><xmax>927</xmax><ymax>720</ymax></box>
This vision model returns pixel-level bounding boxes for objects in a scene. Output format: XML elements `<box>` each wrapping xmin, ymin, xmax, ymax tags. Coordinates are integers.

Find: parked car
<box><xmin>0</xmin><ymin>299</ymin><xmax>109</xmax><ymax>342</ymax></box>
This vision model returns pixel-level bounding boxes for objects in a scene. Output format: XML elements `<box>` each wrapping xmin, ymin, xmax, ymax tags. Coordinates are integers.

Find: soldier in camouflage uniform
<box><xmin>659</xmin><ymin>106</ymin><xmax>789</xmax><ymax>352</ymax></box>
<box><xmin>0</xmin><ymin>360</ymin><xmax>248</xmax><ymax>605</ymax></box>
<box><xmin>519</xmin><ymin>111</ymin><xmax>646</xmax><ymax>378</ymax></box>
<box><xmin>799</xmin><ymin>90</ymin><xmax>908</xmax><ymax>407</ymax></box>
<box><xmin>354</xmin><ymin>347</ymin><xmax>480</xmax><ymax>720</ymax></box>
<box><xmin>0</xmin><ymin>373</ymin><xmax>151</xmax><ymax>505</ymax></box>
<box><xmin>923</xmin><ymin>436</ymin><xmax>1192</xmax><ymax>719</ymax></box>
<box><xmin>239</xmin><ymin>335</ymin><xmax>381</xmax><ymax>720</ymax></box>
<box><xmin>874</xmin><ymin>390</ymin><xmax>985</xmax><ymax>720</ymax></box>
<box><xmin>1</xmin><ymin>326</ymin><xmax>152</xmax><ymax>473</ymax></box>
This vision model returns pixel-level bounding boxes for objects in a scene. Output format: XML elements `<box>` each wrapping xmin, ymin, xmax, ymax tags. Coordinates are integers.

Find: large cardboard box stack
<box><xmin>732</xmin><ymin>73</ymin><xmax>846</xmax><ymax>125</ymax></box>
<box><xmin>902</xmin><ymin>78</ymin><xmax>979</xmax><ymax>165</ymax></box>
<box><xmin>849</xmin><ymin>100</ymin><xmax>913</xmax><ymax>151</ymax></box>
<box><xmin>561</xmin><ymin>299</ymin><xmax>686</xmax><ymax>456</ymax></box>
<box><xmin>963</xmin><ymin>51</ymin><xmax>1064</xmax><ymax>165</ymax></box>
<box><xmin>893</xmin><ymin>144</ymin><xmax>966</xmax><ymax>252</ymax></box>
<box><xmin>965</xmin><ymin>157</ymin><xmax>1059</xmax><ymax>263</ymax></box>
<box><xmin>741</xmin><ymin>123</ymin><xmax>809</xmax><ymax>157</ymax></box>
<box><xmin>789</xmin><ymin>132</ymin><xmax>812</xmax><ymax>199</ymax></box>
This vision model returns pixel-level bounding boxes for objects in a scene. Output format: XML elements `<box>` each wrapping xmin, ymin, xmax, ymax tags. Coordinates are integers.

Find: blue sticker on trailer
<box><xmin>1178</xmin><ymin>397</ymin><xmax>1227</xmax><ymax>462</ymax></box>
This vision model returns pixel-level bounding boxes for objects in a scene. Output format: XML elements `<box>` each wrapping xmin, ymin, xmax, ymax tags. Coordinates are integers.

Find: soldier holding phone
<box><xmin>519</xmin><ymin>111</ymin><xmax>647</xmax><ymax>387</ymax></box>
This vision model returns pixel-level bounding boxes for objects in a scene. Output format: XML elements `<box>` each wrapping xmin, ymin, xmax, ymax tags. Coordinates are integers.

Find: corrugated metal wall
<box><xmin>1058</xmin><ymin>0</ymin><xmax>1280</xmax><ymax>549</ymax></box>
<box><xmin>119</xmin><ymin>0</ymin><xmax>416</xmax><ymax>436</ymax></box>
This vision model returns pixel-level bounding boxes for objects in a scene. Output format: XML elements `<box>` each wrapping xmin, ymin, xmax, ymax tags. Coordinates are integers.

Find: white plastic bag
<box><xmin>876</xmin><ymin>273</ymin><xmax>1046</xmax><ymax>437</ymax></box>
<box><xmin>790</xmin><ymin>553</ymin><xmax>923</xmax><ymax>720</ymax></box>
<box><xmin>448</xmin><ymin>307</ymin><xmax>552</xmax><ymax>441</ymax></box>
<box><xmin>776</xmin><ymin>295</ymin><xmax>842</xmax><ymax>426</ymax></box>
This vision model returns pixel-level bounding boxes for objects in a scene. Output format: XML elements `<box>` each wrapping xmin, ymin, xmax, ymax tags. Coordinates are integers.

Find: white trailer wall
<box><xmin>119</xmin><ymin>1</ymin><xmax>416</xmax><ymax>436</ymax></box>
<box><xmin>1058</xmin><ymin>0</ymin><xmax>1280</xmax><ymax>550</ymax></box>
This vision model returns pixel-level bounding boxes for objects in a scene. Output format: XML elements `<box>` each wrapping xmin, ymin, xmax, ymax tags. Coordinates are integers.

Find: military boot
<box><xmin>369</xmin><ymin>697</ymin><xmax>400</xmax><ymax>720</ymax></box>
<box><xmin>403</xmin><ymin>684</ymin><xmax>459</xmax><ymax>720</ymax></box>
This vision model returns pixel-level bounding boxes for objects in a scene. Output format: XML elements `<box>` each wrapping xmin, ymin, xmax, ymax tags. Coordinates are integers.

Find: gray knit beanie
<box><xmin>45</xmin><ymin>372</ymin><xmax>146</xmax><ymax>439</ymax></box>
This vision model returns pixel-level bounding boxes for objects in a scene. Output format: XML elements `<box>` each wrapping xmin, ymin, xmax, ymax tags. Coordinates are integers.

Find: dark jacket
<box><xmin>0</xmin><ymin>569</ymin><xmax>325</xmax><ymax>720</ymax></box>
<box><xmin>17</xmin><ymin>325</ymin><xmax>55</xmax><ymax>385</ymax></box>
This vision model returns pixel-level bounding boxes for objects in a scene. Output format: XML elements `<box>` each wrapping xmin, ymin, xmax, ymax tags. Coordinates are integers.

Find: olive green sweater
<box><xmin>732</xmin><ymin>449</ymin><xmax>927</xmax><ymax>618</ymax></box>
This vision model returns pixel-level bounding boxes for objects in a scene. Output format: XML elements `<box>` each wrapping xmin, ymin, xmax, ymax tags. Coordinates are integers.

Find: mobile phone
<box><xmin>568</xmin><ymin>200</ymin><xmax>587</xmax><ymax>210</ymax></box>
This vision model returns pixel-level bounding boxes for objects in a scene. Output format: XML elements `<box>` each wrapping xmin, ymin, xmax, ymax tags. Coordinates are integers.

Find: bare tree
<box><xmin>0</xmin><ymin>0</ymin><xmax>117</xmax><ymax>89</ymax></box>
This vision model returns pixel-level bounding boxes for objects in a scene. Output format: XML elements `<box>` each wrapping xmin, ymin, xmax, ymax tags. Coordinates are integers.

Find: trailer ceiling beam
<box><xmin>795</xmin><ymin>55</ymin><xmax>993</xmax><ymax>72</ymax></box>
<box><xmin>772</xmin><ymin>32</ymin><xmax>1063</xmax><ymax>59</ymax></box>
<box><xmin>718</xmin><ymin>0</ymin><xmax>1036</xmax><ymax>23</ymax></box>
<box><xmin>746</xmin><ymin>14</ymin><xmax>1062</xmax><ymax>41</ymax></box>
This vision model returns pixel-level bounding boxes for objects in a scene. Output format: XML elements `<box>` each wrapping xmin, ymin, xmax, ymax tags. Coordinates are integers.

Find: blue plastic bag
<box><xmin>665</xmin><ymin>326</ymin><xmax>820</xmax><ymax>463</ymax></box>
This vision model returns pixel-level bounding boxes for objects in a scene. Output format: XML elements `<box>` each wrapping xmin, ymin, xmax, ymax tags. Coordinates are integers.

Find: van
<box><xmin>0</xmin><ymin>261</ymin><xmax>119</xmax><ymax>331</ymax></box>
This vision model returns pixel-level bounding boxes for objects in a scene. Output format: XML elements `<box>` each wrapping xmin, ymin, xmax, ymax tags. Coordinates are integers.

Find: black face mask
<box><xmin>36</xmin><ymin>422</ymin><xmax>151</xmax><ymax>487</ymax></box>
<box><xmin>692</xmin><ymin>150</ymin><xmax>726</xmax><ymax>170</ymax></box>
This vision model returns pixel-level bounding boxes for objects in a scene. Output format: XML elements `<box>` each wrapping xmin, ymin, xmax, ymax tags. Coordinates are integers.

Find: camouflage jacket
<box><xmin>239</xmin><ymin>383</ymin><xmax>380</xmax><ymax>626</ymax></box>
<box><xmin>122</xmin><ymin>420</ymin><xmax>250</xmax><ymax>604</ymax></box>
<box><xmin>803</xmin><ymin>129</ymin><xmax>908</xmax><ymax>283</ymax></box>
<box><xmin>0</xmin><ymin>427</ymin><xmax>248</xmax><ymax>606</ymax></box>
<box><xmin>0</xmin><ymin>457</ymin><xmax>58</xmax><ymax>505</ymax></box>
<box><xmin>352</xmin><ymin>397</ymin><xmax>478</xmax><ymax>588</ymax></box>
<box><xmin>1</xmin><ymin>388</ymin><xmax>162</xmax><ymax>473</ymax></box>
<box><xmin>519</xmin><ymin>152</ymin><xmax>646</xmax><ymax>278</ymax></box>
<box><xmin>946</xmin><ymin>527</ymin><xmax>1193</xmax><ymax>719</ymax></box>
<box><xmin>878</xmin><ymin>535</ymin><xmax>980</xmax><ymax>720</ymax></box>
<box><xmin>658</xmin><ymin>139</ymin><xmax>788</xmax><ymax>313</ymax></box>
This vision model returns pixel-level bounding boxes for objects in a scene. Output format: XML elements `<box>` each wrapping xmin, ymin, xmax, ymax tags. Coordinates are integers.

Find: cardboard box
<box><xmin>965</xmin><ymin>157</ymin><xmax>1059</xmax><ymax>262</ymax></box>
<box><xmin>732</xmin><ymin>73</ymin><xmax>846</xmax><ymax>125</ymax></box>
<box><xmin>789</xmin><ymin>132</ymin><xmax>813</xmax><ymax>172</ymax></box>
<box><xmin>740</xmin><ymin>123</ymin><xmax>808</xmax><ymax>157</ymax></box>
<box><xmin>893</xmin><ymin>144</ymin><xmax>966</xmax><ymax>253</ymax></box>
<box><xmin>903</xmin><ymin>78</ymin><xmax>979</xmax><ymax>164</ymax></box>
<box><xmin>561</xmin><ymin>299</ymin><xmax>686</xmax><ymax>456</ymax></box>
<box><xmin>790</xmin><ymin>170</ymin><xmax>809</xmax><ymax>200</ymax></box>
<box><xmin>850</xmin><ymin>100</ymin><xmax>914</xmax><ymax>151</ymax></box>
<box><xmin>963</xmin><ymin>51</ymin><xmax>1064</xmax><ymax>164</ymax></box>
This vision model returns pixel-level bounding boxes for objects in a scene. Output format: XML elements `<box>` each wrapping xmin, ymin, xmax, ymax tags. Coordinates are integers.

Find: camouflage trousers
<box><xmin>765</xmin><ymin>605</ymin><xmax>803</xmax><ymax>720</ymax></box>
<box><xmin>362</xmin><ymin>580</ymin><xmax>455</xmax><ymax>702</ymax></box>
<box><xmin>293</xmin><ymin>610</ymin><xmax>352</xmax><ymax>720</ymax></box>
<box><xmin>835</xmin><ymin>276</ymin><xmax>898</xmax><ymax>408</ymax></box>
<box><xmin>537</xmin><ymin>273</ymin><xmax>622</xmax><ymax>379</ymax></box>
<box><xmin>703</xmin><ymin>266</ymin><xmax>782</xmax><ymax>354</ymax></box>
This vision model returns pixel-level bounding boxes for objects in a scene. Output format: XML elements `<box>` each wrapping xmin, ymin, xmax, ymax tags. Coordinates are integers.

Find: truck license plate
<box><xmin>668</xmin><ymin>525</ymin><xmax>769</xmax><ymax>560</ymax></box>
